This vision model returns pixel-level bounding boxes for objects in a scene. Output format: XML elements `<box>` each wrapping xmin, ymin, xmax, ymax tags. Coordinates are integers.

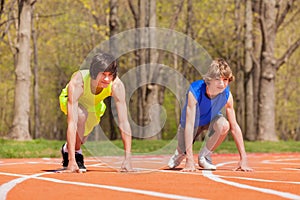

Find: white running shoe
<box><xmin>168</xmin><ymin>149</ymin><xmax>186</xmax><ymax>168</ymax></box>
<box><xmin>198</xmin><ymin>156</ymin><xmax>216</xmax><ymax>170</ymax></box>
<box><xmin>205</xmin><ymin>154</ymin><xmax>212</xmax><ymax>164</ymax></box>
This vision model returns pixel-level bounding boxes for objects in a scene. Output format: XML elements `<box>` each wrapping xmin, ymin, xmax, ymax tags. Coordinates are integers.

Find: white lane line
<box><xmin>0</xmin><ymin>172</ymin><xmax>205</xmax><ymax>200</ymax></box>
<box><xmin>262</xmin><ymin>158</ymin><xmax>300</xmax><ymax>165</ymax></box>
<box><xmin>202</xmin><ymin>161</ymin><xmax>300</xmax><ymax>200</ymax></box>
<box><xmin>0</xmin><ymin>172</ymin><xmax>52</xmax><ymax>200</ymax></box>
<box><xmin>282</xmin><ymin>168</ymin><xmax>300</xmax><ymax>171</ymax></box>
<box><xmin>0</xmin><ymin>161</ymin><xmax>60</xmax><ymax>166</ymax></box>
<box><xmin>217</xmin><ymin>175</ymin><xmax>300</xmax><ymax>185</ymax></box>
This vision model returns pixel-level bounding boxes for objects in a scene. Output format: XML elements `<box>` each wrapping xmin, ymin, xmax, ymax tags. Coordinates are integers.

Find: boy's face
<box><xmin>96</xmin><ymin>72</ymin><xmax>114</xmax><ymax>88</ymax></box>
<box><xmin>208</xmin><ymin>76</ymin><xmax>229</xmax><ymax>94</ymax></box>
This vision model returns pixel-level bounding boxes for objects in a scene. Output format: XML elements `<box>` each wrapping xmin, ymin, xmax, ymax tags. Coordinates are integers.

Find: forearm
<box><xmin>119</xmin><ymin>122</ymin><xmax>132</xmax><ymax>157</ymax></box>
<box><xmin>66</xmin><ymin>101</ymin><xmax>79</xmax><ymax>162</ymax></box>
<box><xmin>185</xmin><ymin>126</ymin><xmax>194</xmax><ymax>161</ymax></box>
<box><xmin>232</xmin><ymin>126</ymin><xmax>247</xmax><ymax>160</ymax></box>
<box><xmin>184</xmin><ymin>92</ymin><xmax>197</xmax><ymax>163</ymax></box>
<box><xmin>66</xmin><ymin>121</ymin><xmax>77</xmax><ymax>161</ymax></box>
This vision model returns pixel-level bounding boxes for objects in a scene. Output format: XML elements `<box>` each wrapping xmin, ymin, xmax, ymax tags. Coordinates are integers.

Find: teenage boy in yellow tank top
<box><xmin>59</xmin><ymin>52</ymin><xmax>133</xmax><ymax>173</ymax></box>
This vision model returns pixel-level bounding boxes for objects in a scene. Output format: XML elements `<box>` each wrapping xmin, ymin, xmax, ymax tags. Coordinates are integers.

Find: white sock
<box><xmin>199</xmin><ymin>146</ymin><xmax>212</xmax><ymax>158</ymax></box>
<box><xmin>75</xmin><ymin>148</ymin><xmax>82</xmax><ymax>154</ymax></box>
<box><xmin>63</xmin><ymin>143</ymin><xmax>68</xmax><ymax>153</ymax></box>
<box><xmin>63</xmin><ymin>143</ymin><xmax>82</xmax><ymax>154</ymax></box>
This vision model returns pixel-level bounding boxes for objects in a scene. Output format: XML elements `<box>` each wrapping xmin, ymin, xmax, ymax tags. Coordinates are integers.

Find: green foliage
<box><xmin>162</xmin><ymin>89</ymin><xmax>179</xmax><ymax>139</ymax></box>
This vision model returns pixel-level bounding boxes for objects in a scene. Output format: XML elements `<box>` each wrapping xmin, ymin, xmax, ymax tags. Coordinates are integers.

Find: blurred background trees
<box><xmin>0</xmin><ymin>0</ymin><xmax>299</xmax><ymax>141</ymax></box>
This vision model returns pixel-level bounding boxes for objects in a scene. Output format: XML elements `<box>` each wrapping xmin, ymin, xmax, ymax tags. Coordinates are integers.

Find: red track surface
<box><xmin>1</xmin><ymin>153</ymin><xmax>300</xmax><ymax>200</ymax></box>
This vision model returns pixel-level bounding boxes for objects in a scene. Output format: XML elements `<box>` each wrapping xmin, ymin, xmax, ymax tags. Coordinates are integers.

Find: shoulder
<box><xmin>112</xmin><ymin>76</ymin><xmax>125</xmax><ymax>91</ymax></box>
<box><xmin>69</xmin><ymin>71</ymin><xmax>84</xmax><ymax>88</ymax></box>
<box><xmin>67</xmin><ymin>71</ymin><xmax>84</xmax><ymax>100</ymax></box>
<box><xmin>111</xmin><ymin>76</ymin><xmax>126</xmax><ymax>99</ymax></box>
<box><xmin>189</xmin><ymin>80</ymin><xmax>205</xmax><ymax>98</ymax></box>
<box><xmin>225</xmin><ymin>92</ymin><xmax>234</xmax><ymax>108</ymax></box>
<box><xmin>78</xmin><ymin>69</ymin><xmax>89</xmax><ymax>79</ymax></box>
<box><xmin>224</xmin><ymin>86</ymin><xmax>231</xmax><ymax>99</ymax></box>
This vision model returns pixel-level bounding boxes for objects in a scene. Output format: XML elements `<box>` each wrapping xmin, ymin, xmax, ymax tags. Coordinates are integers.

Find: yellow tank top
<box><xmin>59</xmin><ymin>70</ymin><xmax>112</xmax><ymax>115</ymax></box>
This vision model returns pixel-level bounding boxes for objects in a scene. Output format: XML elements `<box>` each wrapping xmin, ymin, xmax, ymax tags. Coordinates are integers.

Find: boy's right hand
<box><xmin>59</xmin><ymin>160</ymin><xmax>81</xmax><ymax>173</ymax></box>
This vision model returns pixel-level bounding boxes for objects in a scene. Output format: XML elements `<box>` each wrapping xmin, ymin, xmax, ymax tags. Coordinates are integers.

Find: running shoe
<box><xmin>75</xmin><ymin>153</ymin><xmax>87</xmax><ymax>173</ymax></box>
<box><xmin>198</xmin><ymin>156</ymin><xmax>216</xmax><ymax>170</ymax></box>
<box><xmin>205</xmin><ymin>154</ymin><xmax>212</xmax><ymax>164</ymax></box>
<box><xmin>168</xmin><ymin>149</ymin><xmax>186</xmax><ymax>168</ymax></box>
<box><xmin>61</xmin><ymin>144</ymin><xmax>68</xmax><ymax>169</ymax></box>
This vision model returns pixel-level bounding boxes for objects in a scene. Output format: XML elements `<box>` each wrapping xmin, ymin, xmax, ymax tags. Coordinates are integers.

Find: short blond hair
<box><xmin>203</xmin><ymin>58</ymin><xmax>234</xmax><ymax>84</ymax></box>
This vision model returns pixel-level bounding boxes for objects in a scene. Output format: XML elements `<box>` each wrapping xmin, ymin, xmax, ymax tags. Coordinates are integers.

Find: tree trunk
<box><xmin>127</xmin><ymin>0</ymin><xmax>140</xmax><ymax>137</ymax></box>
<box><xmin>244</xmin><ymin>0</ymin><xmax>255</xmax><ymax>140</ymax></box>
<box><xmin>137</xmin><ymin>0</ymin><xmax>147</xmax><ymax>138</ymax></box>
<box><xmin>257</xmin><ymin>0</ymin><xmax>278</xmax><ymax>141</ymax></box>
<box><xmin>129</xmin><ymin>0</ymin><xmax>161</xmax><ymax>139</ymax></box>
<box><xmin>181</xmin><ymin>0</ymin><xmax>191</xmax><ymax>77</ymax></box>
<box><xmin>108</xmin><ymin>0</ymin><xmax>118</xmax><ymax>140</ymax></box>
<box><xmin>8</xmin><ymin>0</ymin><xmax>36</xmax><ymax>140</ymax></box>
<box><xmin>32</xmin><ymin>6</ymin><xmax>40</xmax><ymax>139</ymax></box>
<box><xmin>173</xmin><ymin>48</ymin><xmax>180</xmax><ymax>124</ymax></box>
<box><xmin>234</xmin><ymin>0</ymin><xmax>245</xmax><ymax>136</ymax></box>
<box><xmin>0</xmin><ymin>0</ymin><xmax>4</xmax><ymax>20</ymax></box>
<box><xmin>145</xmin><ymin>0</ymin><xmax>161</xmax><ymax>140</ymax></box>
<box><xmin>252</xmin><ymin>0</ymin><xmax>262</xmax><ymax>139</ymax></box>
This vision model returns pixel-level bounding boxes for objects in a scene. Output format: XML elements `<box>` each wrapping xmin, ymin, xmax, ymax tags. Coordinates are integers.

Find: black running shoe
<box><xmin>61</xmin><ymin>144</ymin><xmax>68</xmax><ymax>169</ymax></box>
<box><xmin>75</xmin><ymin>153</ymin><xmax>87</xmax><ymax>172</ymax></box>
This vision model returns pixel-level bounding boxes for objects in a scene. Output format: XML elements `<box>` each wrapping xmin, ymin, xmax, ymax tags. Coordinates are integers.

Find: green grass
<box><xmin>0</xmin><ymin>138</ymin><xmax>299</xmax><ymax>158</ymax></box>
<box><xmin>0</xmin><ymin>139</ymin><xmax>63</xmax><ymax>158</ymax></box>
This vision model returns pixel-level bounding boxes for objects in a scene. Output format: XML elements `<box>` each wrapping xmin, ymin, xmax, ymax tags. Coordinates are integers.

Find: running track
<box><xmin>0</xmin><ymin>153</ymin><xmax>300</xmax><ymax>200</ymax></box>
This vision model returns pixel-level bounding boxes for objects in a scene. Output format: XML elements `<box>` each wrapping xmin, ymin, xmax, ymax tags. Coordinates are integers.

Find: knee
<box><xmin>215</xmin><ymin>117</ymin><xmax>229</xmax><ymax>135</ymax></box>
<box><xmin>77</xmin><ymin>106</ymin><xmax>88</xmax><ymax>124</ymax></box>
<box><xmin>78</xmin><ymin>112</ymin><xmax>87</xmax><ymax>123</ymax></box>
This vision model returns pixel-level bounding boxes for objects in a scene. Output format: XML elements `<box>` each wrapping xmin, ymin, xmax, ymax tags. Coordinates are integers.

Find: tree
<box><xmin>128</xmin><ymin>0</ymin><xmax>163</xmax><ymax>139</ymax></box>
<box><xmin>8</xmin><ymin>0</ymin><xmax>36</xmax><ymax>140</ymax></box>
<box><xmin>234</xmin><ymin>0</ymin><xmax>246</xmax><ymax>136</ymax></box>
<box><xmin>0</xmin><ymin>0</ymin><xmax>4</xmax><ymax>20</ymax></box>
<box><xmin>244</xmin><ymin>0</ymin><xmax>255</xmax><ymax>140</ymax></box>
<box><xmin>256</xmin><ymin>0</ymin><xmax>300</xmax><ymax>141</ymax></box>
<box><xmin>108</xmin><ymin>0</ymin><xmax>119</xmax><ymax>140</ymax></box>
<box><xmin>31</xmin><ymin>5</ymin><xmax>40</xmax><ymax>139</ymax></box>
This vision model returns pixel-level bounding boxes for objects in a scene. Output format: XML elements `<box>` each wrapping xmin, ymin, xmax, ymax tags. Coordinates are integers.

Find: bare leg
<box><xmin>206</xmin><ymin>116</ymin><xmax>230</xmax><ymax>152</ymax></box>
<box><xmin>198</xmin><ymin>117</ymin><xmax>229</xmax><ymax>170</ymax></box>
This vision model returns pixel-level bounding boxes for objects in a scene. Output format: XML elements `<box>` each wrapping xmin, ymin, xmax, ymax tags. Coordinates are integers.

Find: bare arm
<box><xmin>111</xmin><ymin>77</ymin><xmax>133</xmax><ymax>172</ymax></box>
<box><xmin>66</xmin><ymin>72</ymin><xmax>84</xmax><ymax>172</ymax></box>
<box><xmin>226</xmin><ymin>92</ymin><xmax>252</xmax><ymax>171</ymax></box>
<box><xmin>182</xmin><ymin>91</ymin><xmax>197</xmax><ymax>172</ymax></box>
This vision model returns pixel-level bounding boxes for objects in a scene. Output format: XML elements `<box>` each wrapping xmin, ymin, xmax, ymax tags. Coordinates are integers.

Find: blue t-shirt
<box><xmin>180</xmin><ymin>80</ymin><xmax>230</xmax><ymax>128</ymax></box>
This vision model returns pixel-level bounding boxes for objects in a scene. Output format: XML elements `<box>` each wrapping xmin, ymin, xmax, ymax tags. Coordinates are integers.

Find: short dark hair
<box><xmin>89</xmin><ymin>52</ymin><xmax>118</xmax><ymax>80</ymax></box>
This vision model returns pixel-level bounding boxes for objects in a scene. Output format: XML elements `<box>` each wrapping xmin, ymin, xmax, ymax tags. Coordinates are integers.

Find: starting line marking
<box><xmin>1</xmin><ymin>156</ymin><xmax>300</xmax><ymax>200</ymax></box>
<box><xmin>216</xmin><ymin>175</ymin><xmax>300</xmax><ymax>185</ymax></box>
<box><xmin>0</xmin><ymin>172</ymin><xmax>52</xmax><ymax>200</ymax></box>
<box><xmin>0</xmin><ymin>171</ymin><xmax>204</xmax><ymax>200</ymax></box>
<box><xmin>202</xmin><ymin>161</ymin><xmax>300</xmax><ymax>200</ymax></box>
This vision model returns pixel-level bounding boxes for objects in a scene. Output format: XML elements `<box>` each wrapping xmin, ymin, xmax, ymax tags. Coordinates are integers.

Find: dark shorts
<box><xmin>177</xmin><ymin>114</ymin><xmax>223</xmax><ymax>153</ymax></box>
